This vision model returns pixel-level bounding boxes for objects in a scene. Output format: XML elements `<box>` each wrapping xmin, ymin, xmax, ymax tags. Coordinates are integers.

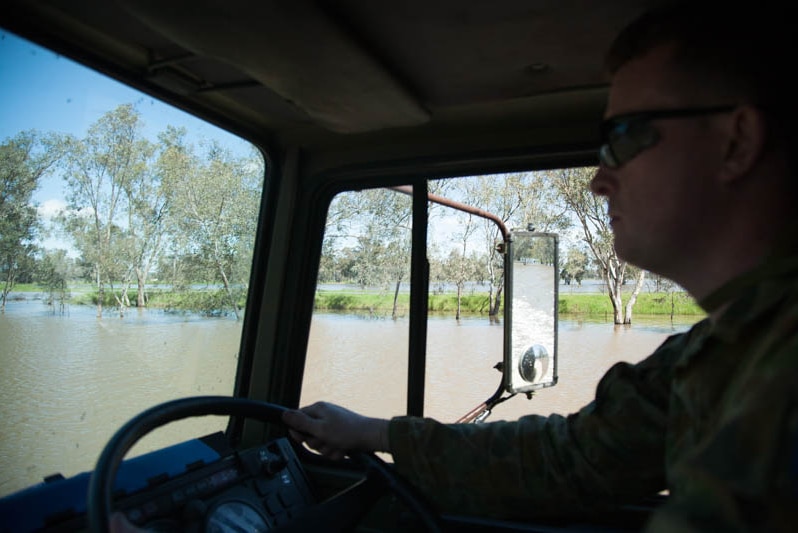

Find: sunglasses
<box><xmin>598</xmin><ymin>105</ymin><xmax>737</xmax><ymax>168</ymax></box>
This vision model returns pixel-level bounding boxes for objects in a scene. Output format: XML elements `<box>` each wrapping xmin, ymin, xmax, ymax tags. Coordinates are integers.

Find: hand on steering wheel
<box><xmin>88</xmin><ymin>396</ymin><xmax>441</xmax><ymax>533</ymax></box>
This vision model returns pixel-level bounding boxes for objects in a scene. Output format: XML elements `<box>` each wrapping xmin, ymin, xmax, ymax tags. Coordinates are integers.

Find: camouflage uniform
<box><xmin>389</xmin><ymin>245</ymin><xmax>798</xmax><ymax>531</ymax></box>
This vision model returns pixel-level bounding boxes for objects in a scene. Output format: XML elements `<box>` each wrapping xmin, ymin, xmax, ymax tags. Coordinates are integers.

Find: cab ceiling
<box><xmin>1</xmin><ymin>0</ymin><xmax>663</xmax><ymax>165</ymax></box>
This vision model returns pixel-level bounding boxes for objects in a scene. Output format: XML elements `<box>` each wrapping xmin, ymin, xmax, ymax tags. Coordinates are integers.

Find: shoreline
<box><xmin>4</xmin><ymin>288</ymin><xmax>705</xmax><ymax>318</ymax></box>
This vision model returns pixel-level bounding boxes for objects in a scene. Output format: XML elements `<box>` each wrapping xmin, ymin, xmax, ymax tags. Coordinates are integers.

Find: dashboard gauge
<box><xmin>206</xmin><ymin>500</ymin><xmax>271</xmax><ymax>532</ymax></box>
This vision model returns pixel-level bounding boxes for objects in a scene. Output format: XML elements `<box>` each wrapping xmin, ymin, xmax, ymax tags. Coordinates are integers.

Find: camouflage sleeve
<box><xmin>389</xmin><ymin>333</ymin><xmax>686</xmax><ymax>520</ymax></box>
<box><xmin>645</xmin><ymin>334</ymin><xmax>798</xmax><ymax>532</ymax></box>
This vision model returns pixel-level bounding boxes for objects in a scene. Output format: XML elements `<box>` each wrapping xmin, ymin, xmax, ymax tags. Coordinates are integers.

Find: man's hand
<box><xmin>281</xmin><ymin>402</ymin><xmax>390</xmax><ymax>460</ymax></box>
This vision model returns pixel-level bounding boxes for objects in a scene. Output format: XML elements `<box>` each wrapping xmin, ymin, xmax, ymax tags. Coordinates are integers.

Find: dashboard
<box><xmin>0</xmin><ymin>424</ymin><xmax>659</xmax><ymax>532</ymax></box>
<box><xmin>0</xmin><ymin>433</ymin><xmax>316</xmax><ymax>532</ymax></box>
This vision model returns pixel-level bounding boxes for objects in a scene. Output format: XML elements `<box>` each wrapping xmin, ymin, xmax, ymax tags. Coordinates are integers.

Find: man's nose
<box><xmin>590</xmin><ymin>166</ymin><xmax>614</xmax><ymax>197</ymax></box>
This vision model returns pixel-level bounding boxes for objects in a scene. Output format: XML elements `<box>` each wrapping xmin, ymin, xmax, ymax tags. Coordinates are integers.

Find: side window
<box><xmin>0</xmin><ymin>31</ymin><xmax>263</xmax><ymax>496</ymax></box>
<box><xmin>301</xmin><ymin>187</ymin><xmax>411</xmax><ymax>418</ymax></box>
<box><xmin>304</xmin><ymin>172</ymin><xmax>703</xmax><ymax>425</ymax></box>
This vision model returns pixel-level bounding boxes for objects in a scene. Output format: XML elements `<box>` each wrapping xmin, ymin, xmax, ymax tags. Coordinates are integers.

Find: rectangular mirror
<box><xmin>503</xmin><ymin>232</ymin><xmax>559</xmax><ymax>394</ymax></box>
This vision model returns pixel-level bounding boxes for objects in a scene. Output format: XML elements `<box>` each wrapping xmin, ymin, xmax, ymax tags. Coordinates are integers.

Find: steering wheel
<box><xmin>87</xmin><ymin>396</ymin><xmax>442</xmax><ymax>532</ymax></box>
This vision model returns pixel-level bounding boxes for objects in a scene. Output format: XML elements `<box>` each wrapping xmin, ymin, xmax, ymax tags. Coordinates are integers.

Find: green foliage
<box><xmin>313</xmin><ymin>290</ymin><xmax>701</xmax><ymax>318</ymax></box>
<box><xmin>314</xmin><ymin>290</ymin><xmax>498</xmax><ymax>316</ymax></box>
<box><xmin>1</xmin><ymin>131</ymin><xmax>65</xmax><ymax>307</ymax></box>
<box><xmin>10</xmin><ymin>105</ymin><xmax>267</xmax><ymax>319</ymax></box>
<box><xmin>314</xmin><ymin>291</ymin><xmax>405</xmax><ymax>312</ymax></box>
<box><xmin>558</xmin><ymin>292</ymin><xmax>704</xmax><ymax>316</ymax></box>
<box><xmin>147</xmin><ymin>289</ymin><xmax>244</xmax><ymax>317</ymax></box>
<box><xmin>159</xmin><ymin>135</ymin><xmax>262</xmax><ymax>319</ymax></box>
<box><xmin>560</xmin><ymin>247</ymin><xmax>589</xmax><ymax>286</ymax></box>
<box><xmin>60</xmin><ymin>104</ymin><xmax>155</xmax><ymax>314</ymax></box>
<box><xmin>4</xmin><ymin>102</ymin><xmax>699</xmax><ymax>324</ymax></box>
<box><xmin>6</xmin><ymin>283</ymin><xmax>39</xmax><ymax>292</ymax></box>
<box><xmin>70</xmin><ymin>287</ymin><xmax>247</xmax><ymax>317</ymax></box>
<box><xmin>37</xmin><ymin>250</ymin><xmax>73</xmax><ymax>309</ymax></box>
<box><xmin>427</xmin><ymin>294</ymin><xmax>493</xmax><ymax>314</ymax></box>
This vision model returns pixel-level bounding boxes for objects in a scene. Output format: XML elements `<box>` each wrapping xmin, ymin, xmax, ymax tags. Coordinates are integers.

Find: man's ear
<box><xmin>718</xmin><ymin>105</ymin><xmax>767</xmax><ymax>183</ymax></box>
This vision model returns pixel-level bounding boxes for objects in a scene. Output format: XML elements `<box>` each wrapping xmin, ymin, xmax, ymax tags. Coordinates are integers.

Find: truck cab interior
<box><xmin>1</xmin><ymin>1</ymin><xmax>670</xmax><ymax>531</ymax></box>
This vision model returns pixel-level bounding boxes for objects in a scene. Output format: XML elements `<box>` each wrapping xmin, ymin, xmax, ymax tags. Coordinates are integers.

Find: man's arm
<box><xmin>282</xmin><ymin>401</ymin><xmax>390</xmax><ymax>460</ymax></box>
<box><xmin>283</xmin><ymin>333</ymin><xmax>687</xmax><ymax>519</ymax></box>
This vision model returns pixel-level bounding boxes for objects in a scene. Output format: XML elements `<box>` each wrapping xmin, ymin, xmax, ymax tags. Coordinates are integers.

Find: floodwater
<box><xmin>0</xmin><ymin>297</ymin><xmax>700</xmax><ymax>498</ymax></box>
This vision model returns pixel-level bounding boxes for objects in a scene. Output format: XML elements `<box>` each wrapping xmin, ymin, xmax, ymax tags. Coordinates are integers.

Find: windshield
<box><xmin>0</xmin><ymin>30</ymin><xmax>263</xmax><ymax>497</ymax></box>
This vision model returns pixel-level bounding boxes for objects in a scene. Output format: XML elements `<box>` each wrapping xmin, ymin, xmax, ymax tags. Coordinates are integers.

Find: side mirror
<box><xmin>503</xmin><ymin>232</ymin><xmax>558</xmax><ymax>394</ymax></box>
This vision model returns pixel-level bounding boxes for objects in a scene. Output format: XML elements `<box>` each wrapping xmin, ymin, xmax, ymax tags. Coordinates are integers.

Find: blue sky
<box><xmin>0</xmin><ymin>28</ymin><xmax>575</xmax><ymax>256</ymax></box>
<box><xmin>1</xmin><ymin>29</ymin><xmax>256</xmax><ymax>254</ymax></box>
<box><xmin>0</xmin><ymin>29</ymin><xmax>253</xmax><ymax>205</ymax></box>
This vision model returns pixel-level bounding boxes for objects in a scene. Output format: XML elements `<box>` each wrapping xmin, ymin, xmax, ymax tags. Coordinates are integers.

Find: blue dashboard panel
<box><xmin>0</xmin><ymin>435</ymin><xmax>223</xmax><ymax>533</ymax></box>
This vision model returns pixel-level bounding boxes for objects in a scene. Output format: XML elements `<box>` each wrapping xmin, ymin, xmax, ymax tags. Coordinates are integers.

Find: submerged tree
<box><xmin>61</xmin><ymin>104</ymin><xmax>153</xmax><ymax>317</ymax></box>
<box><xmin>548</xmin><ymin>167</ymin><xmax>645</xmax><ymax>324</ymax></box>
<box><xmin>456</xmin><ymin>173</ymin><xmax>561</xmax><ymax>318</ymax></box>
<box><xmin>38</xmin><ymin>249</ymin><xmax>73</xmax><ymax>314</ymax></box>
<box><xmin>329</xmin><ymin>188</ymin><xmax>412</xmax><ymax>319</ymax></box>
<box><xmin>0</xmin><ymin>131</ymin><xmax>64</xmax><ymax>311</ymax></box>
<box><xmin>561</xmin><ymin>247</ymin><xmax>589</xmax><ymax>286</ymax></box>
<box><xmin>163</xmin><ymin>139</ymin><xmax>262</xmax><ymax>319</ymax></box>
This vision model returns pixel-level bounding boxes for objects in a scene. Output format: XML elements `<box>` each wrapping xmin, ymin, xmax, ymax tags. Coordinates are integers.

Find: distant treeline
<box><xmin>13</xmin><ymin>283</ymin><xmax>704</xmax><ymax>318</ymax></box>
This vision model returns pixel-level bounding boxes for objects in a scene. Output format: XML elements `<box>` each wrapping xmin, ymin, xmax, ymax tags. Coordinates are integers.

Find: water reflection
<box><xmin>0</xmin><ymin>301</ymin><xmax>240</xmax><ymax>497</ymax></box>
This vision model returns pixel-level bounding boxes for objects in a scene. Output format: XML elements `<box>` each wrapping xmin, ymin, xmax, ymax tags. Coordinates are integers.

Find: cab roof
<box><xmin>2</xmin><ymin>0</ymin><xmax>665</xmax><ymax>174</ymax></box>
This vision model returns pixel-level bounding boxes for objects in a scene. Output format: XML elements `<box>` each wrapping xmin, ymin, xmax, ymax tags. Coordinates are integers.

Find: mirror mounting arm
<box><xmin>390</xmin><ymin>186</ymin><xmax>510</xmax><ymax>242</ymax></box>
<box><xmin>456</xmin><ymin>377</ymin><xmax>518</xmax><ymax>424</ymax></box>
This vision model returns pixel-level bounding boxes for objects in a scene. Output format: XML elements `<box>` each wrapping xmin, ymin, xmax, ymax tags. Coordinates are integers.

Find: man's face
<box><xmin>590</xmin><ymin>45</ymin><xmax>730</xmax><ymax>279</ymax></box>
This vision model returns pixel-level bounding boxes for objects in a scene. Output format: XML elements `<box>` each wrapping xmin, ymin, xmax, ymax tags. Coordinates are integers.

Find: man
<box><xmin>283</xmin><ymin>2</ymin><xmax>798</xmax><ymax>531</ymax></box>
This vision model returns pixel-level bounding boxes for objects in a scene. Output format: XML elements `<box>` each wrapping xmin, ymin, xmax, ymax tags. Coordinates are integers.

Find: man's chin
<box><xmin>613</xmin><ymin>240</ymin><xmax>644</xmax><ymax>268</ymax></box>
<box><xmin>616</xmin><ymin>246</ymin><xmax>668</xmax><ymax>277</ymax></box>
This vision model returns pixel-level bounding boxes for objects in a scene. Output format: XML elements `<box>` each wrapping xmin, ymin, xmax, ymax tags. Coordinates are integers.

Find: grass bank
<box><xmin>314</xmin><ymin>290</ymin><xmax>704</xmax><ymax>317</ymax></box>
<box><xmin>557</xmin><ymin>292</ymin><xmax>703</xmax><ymax>316</ymax></box>
<box><xmin>5</xmin><ymin>283</ymin><xmax>43</xmax><ymax>292</ymax></box>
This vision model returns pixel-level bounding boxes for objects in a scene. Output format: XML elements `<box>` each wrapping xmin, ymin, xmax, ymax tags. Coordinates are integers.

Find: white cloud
<box><xmin>37</xmin><ymin>198</ymin><xmax>67</xmax><ymax>220</ymax></box>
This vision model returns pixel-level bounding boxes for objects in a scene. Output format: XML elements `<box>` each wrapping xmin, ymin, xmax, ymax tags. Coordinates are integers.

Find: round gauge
<box><xmin>206</xmin><ymin>500</ymin><xmax>271</xmax><ymax>532</ymax></box>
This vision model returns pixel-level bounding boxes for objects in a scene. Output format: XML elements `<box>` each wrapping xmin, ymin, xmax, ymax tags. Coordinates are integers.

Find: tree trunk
<box><xmin>1</xmin><ymin>267</ymin><xmax>15</xmax><ymax>313</ymax></box>
<box><xmin>456</xmin><ymin>282</ymin><xmax>462</xmax><ymax>320</ymax></box>
<box><xmin>136</xmin><ymin>267</ymin><xmax>147</xmax><ymax>307</ymax></box>
<box><xmin>490</xmin><ymin>284</ymin><xmax>503</xmax><ymax>317</ymax></box>
<box><xmin>604</xmin><ymin>268</ymin><xmax>624</xmax><ymax>324</ymax></box>
<box><xmin>218</xmin><ymin>264</ymin><xmax>240</xmax><ymax>320</ymax></box>
<box><xmin>392</xmin><ymin>280</ymin><xmax>401</xmax><ymax>320</ymax></box>
<box><xmin>113</xmin><ymin>293</ymin><xmax>125</xmax><ymax>317</ymax></box>
<box><xmin>623</xmin><ymin>269</ymin><xmax>646</xmax><ymax>324</ymax></box>
<box><xmin>95</xmin><ymin>263</ymin><xmax>103</xmax><ymax>318</ymax></box>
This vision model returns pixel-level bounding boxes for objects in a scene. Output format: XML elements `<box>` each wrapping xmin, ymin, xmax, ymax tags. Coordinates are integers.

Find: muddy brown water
<box><xmin>0</xmin><ymin>299</ymin><xmax>698</xmax><ymax>497</ymax></box>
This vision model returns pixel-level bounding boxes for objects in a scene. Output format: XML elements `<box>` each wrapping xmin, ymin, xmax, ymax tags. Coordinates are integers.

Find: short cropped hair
<box><xmin>607</xmin><ymin>2</ymin><xmax>796</xmax><ymax>158</ymax></box>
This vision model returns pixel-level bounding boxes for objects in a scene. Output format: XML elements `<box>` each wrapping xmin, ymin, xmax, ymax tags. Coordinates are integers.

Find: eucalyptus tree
<box><xmin>324</xmin><ymin>187</ymin><xmax>412</xmax><ymax>318</ymax></box>
<box><xmin>547</xmin><ymin>166</ymin><xmax>645</xmax><ymax>324</ymax></box>
<box><xmin>441</xmin><ymin>245</ymin><xmax>486</xmax><ymax>319</ymax></box>
<box><xmin>452</xmin><ymin>213</ymin><xmax>478</xmax><ymax>319</ymax></box>
<box><xmin>0</xmin><ymin>131</ymin><xmax>65</xmax><ymax>311</ymax></box>
<box><xmin>365</xmin><ymin>189</ymin><xmax>411</xmax><ymax>319</ymax></box>
<box><xmin>61</xmin><ymin>104</ymin><xmax>153</xmax><ymax>317</ymax></box>
<box><xmin>455</xmin><ymin>173</ymin><xmax>556</xmax><ymax>317</ymax></box>
<box><xmin>116</xmin><ymin>126</ymin><xmax>182</xmax><ymax>308</ymax></box>
<box><xmin>37</xmin><ymin>249</ymin><xmax>74</xmax><ymax>314</ymax></box>
<box><xmin>429</xmin><ymin>204</ymin><xmax>481</xmax><ymax>320</ymax></box>
<box><xmin>560</xmin><ymin>246</ymin><xmax>589</xmax><ymax>286</ymax></box>
<box><xmin>163</xmin><ymin>140</ymin><xmax>262</xmax><ymax>319</ymax></box>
